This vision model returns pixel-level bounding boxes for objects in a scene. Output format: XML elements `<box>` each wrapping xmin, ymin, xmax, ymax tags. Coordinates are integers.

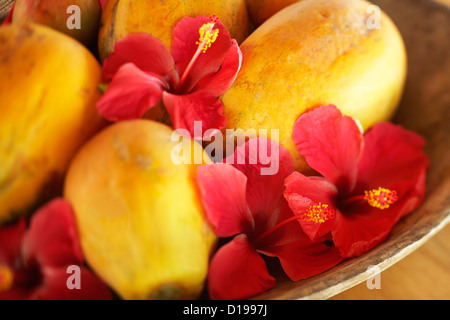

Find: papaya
<box><xmin>98</xmin><ymin>0</ymin><xmax>250</xmax><ymax>61</ymax></box>
<box><xmin>0</xmin><ymin>23</ymin><xmax>105</xmax><ymax>224</ymax></box>
<box><xmin>12</xmin><ymin>0</ymin><xmax>102</xmax><ymax>49</ymax></box>
<box><xmin>221</xmin><ymin>0</ymin><xmax>407</xmax><ymax>172</ymax></box>
<box><xmin>64</xmin><ymin>120</ymin><xmax>216</xmax><ymax>300</ymax></box>
<box><xmin>246</xmin><ymin>0</ymin><xmax>301</xmax><ymax>26</ymax></box>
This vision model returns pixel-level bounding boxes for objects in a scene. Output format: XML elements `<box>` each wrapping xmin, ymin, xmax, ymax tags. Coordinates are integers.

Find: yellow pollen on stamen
<box><xmin>196</xmin><ymin>22</ymin><xmax>219</xmax><ymax>53</ymax></box>
<box><xmin>364</xmin><ymin>187</ymin><xmax>398</xmax><ymax>210</ymax></box>
<box><xmin>176</xmin><ymin>15</ymin><xmax>220</xmax><ymax>91</ymax></box>
<box><xmin>0</xmin><ymin>264</ymin><xmax>13</xmax><ymax>293</ymax></box>
<box><xmin>302</xmin><ymin>203</ymin><xmax>335</xmax><ymax>224</ymax></box>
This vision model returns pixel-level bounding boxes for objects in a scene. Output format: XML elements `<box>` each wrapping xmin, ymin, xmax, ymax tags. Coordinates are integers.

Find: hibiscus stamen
<box><xmin>364</xmin><ymin>187</ymin><xmax>398</xmax><ymax>209</ymax></box>
<box><xmin>253</xmin><ymin>204</ymin><xmax>335</xmax><ymax>245</ymax></box>
<box><xmin>301</xmin><ymin>203</ymin><xmax>335</xmax><ymax>224</ymax></box>
<box><xmin>197</xmin><ymin>19</ymin><xmax>220</xmax><ymax>53</ymax></box>
<box><xmin>344</xmin><ymin>187</ymin><xmax>398</xmax><ymax>210</ymax></box>
<box><xmin>176</xmin><ymin>15</ymin><xmax>220</xmax><ymax>91</ymax></box>
<box><xmin>0</xmin><ymin>264</ymin><xmax>13</xmax><ymax>293</ymax></box>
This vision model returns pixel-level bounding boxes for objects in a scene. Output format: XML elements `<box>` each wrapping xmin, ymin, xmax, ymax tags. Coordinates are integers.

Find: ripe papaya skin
<box><xmin>12</xmin><ymin>0</ymin><xmax>102</xmax><ymax>49</ymax></box>
<box><xmin>64</xmin><ymin>120</ymin><xmax>217</xmax><ymax>300</ymax></box>
<box><xmin>221</xmin><ymin>0</ymin><xmax>407</xmax><ymax>172</ymax></box>
<box><xmin>246</xmin><ymin>0</ymin><xmax>301</xmax><ymax>26</ymax></box>
<box><xmin>0</xmin><ymin>23</ymin><xmax>105</xmax><ymax>224</ymax></box>
<box><xmin>98</xmin><ymin>0</ymin><xmax>250</xmax><ymax>61</ymax></box>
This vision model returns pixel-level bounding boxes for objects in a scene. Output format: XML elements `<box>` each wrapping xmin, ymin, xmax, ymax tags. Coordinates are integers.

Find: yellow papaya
<box><xmin>98</xmin><ymin>0</ymin><xmax>250</xmax><ymax>61</ymax></box>
<box><xmin>0</xmin><ymin>23</ymin><xmax>105</xmax><ymax>224</ymax></box>
<box><xmin>64</xmin><ymin>120</ymin><xmax>216</xmax><ymax>300</ymax></box>
<box><xmin>221</xmin><ymin>0</ymin><xmax>406</xmax><ymax>172</ymax></box>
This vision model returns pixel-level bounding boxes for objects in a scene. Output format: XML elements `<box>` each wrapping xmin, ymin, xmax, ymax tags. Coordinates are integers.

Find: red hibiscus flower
<box><xmin>0</xmin><ymin>199</ymin><xmax>112</xmax><ymax>300</ymax></box>
<box><xmin>196</xmin><ymin>138</ymin><xmax>344</xmax><ymax>300</ymax></box>
<box><xmin>284</xmin><ymin>105</ymin><xmax>429</xmax><ymax>258</ymax></box>
<box><xmin>97</xmin><ymin>15</ymin><xmax>242</xmax><ymax>139</ymax></box>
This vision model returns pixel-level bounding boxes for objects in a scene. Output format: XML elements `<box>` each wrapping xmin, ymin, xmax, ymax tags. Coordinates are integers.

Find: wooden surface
<box><xmin>331</xmin><ymin>224</ymin><xmax>450</xmax><ymax>299</ymax></box>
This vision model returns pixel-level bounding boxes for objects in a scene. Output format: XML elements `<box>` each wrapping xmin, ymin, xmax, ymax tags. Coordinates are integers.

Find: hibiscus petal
<box><xmin>22</xmin><ymin>199</ymin><xmax>84</xmax><ymax>269</ymax></box>
<box><xmin>97</xmin><ymin>63</ymin><xmax>165</xmax><ymax>122</ymax></box>
<box><xmin>207</xmin><ymin>234</ymin><xmax>276</xmax><ymax>300</ymax></box>
<box><xmin>0</xmin><ymin>219</ymin><xmax>26</xmax><ymax>266</ymax></box>
<box><xmin>259</xmin><ymin>224</ymin><xmax>344</xmax><ymax>281</ymax></box>
<box><xmin>261</xmin><ymin>239</ymin><xmax>344</xmax><ymax>281</ymax></box>
<box><xmin>192</xmin><ymin>39</ymin><xmax>243</xmax><ymax>96</ymax></box>
<box><xmin>397</xmin><ymin>167</ymin><xmax>427</xmax><ymax>220</ymax></box>
<box><xmin>332</xmin><ymin>205</ymin><xmax>393</xmax><ymax>258</ymax></box>
<box><xmin>253</xmin><ymin>200</ymin><xmax>343</xmax><ymax>281</ymax></box>
<box><xmin>293</xmin><ymin>105</ymin><xmax>364</xmax><ymax>194</ymax></box>
<box><xmin>357</xmin><ymin>122</ymin><xmax>429</xmax><ymax>191</ymax></box>
<box><xmin>284</xmin><ymin>172</ymin><xmax>339</xmax><ymax>204</ymax></box>
<box><xmin>162</xmin><ymin>91</ymin><xmax>226</xmax><ymax>140</ymax></box>
<box><xmin>226</xmin><ymin>138</ymin><xmax>295</xmax><ymax>236</ymax></box>
<box><xmin>102</xmin><ymin>33</ymin><xmax>179</xmax><ymax>88</ymax></box>
<box><xmin>171</xmin><ymin>16</ymin><xmax>233</xmax><ymax>93</ymax></box>
<box><xmin>30</xmin><ymin>266</ymin><xmax>112</xmax><ymax>300</ymax></box>
<box><xmin>197</xmin><ymin>163</ymin><xmax>254</xmax><ymax>237</ymax></box>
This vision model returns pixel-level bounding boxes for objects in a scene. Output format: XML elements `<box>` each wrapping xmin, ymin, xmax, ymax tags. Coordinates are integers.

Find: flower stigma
<box><xmin>197</xmin><ymin>19</ymin><xmax>220</xmax><ymax>53</ymax></box>
<box><xmin>301</xmin><ymin>203</ymin><xmax>335</xmax><ymax>224</ymax></box>
<box><xmin>344</xmin><ymin>187</ymin><xmax>398</xmax><ymax>210</ymax></box>
<box><xmin>364</xmin><ymin>187</ymin><xmax>398</xmax><ymax>210</ymax></box>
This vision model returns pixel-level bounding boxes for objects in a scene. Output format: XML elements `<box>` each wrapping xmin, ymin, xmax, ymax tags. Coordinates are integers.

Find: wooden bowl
<box><xmin>0</xmin><ymin>0</ymin><xmax>12</xmax><ymax>23</ymax></box>
<box><xmin>254</xmin><ymin>0</ymin><xmax>450</xmax><ymax>300</ymax></box>
<box><xmin>1</xmin><ymin>0</ymin><xmax>448</xmax><ymax>300</ymax></box>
